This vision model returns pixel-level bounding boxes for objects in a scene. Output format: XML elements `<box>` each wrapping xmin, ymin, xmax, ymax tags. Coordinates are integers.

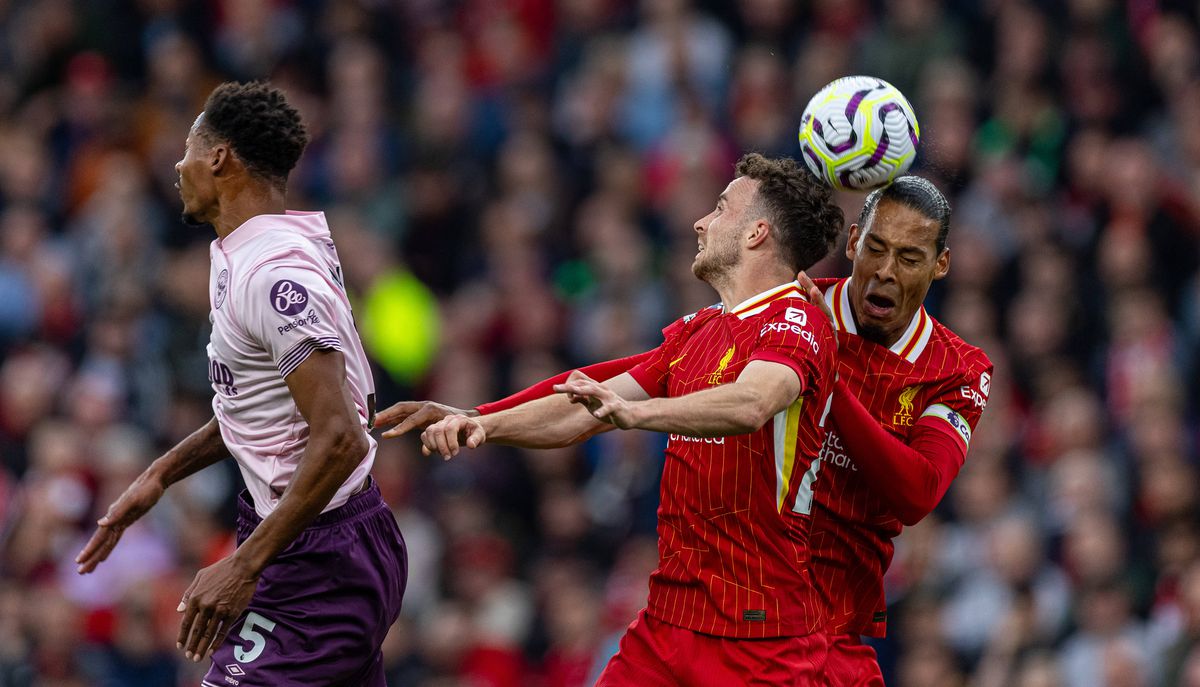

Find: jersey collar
<box><xmin>826</xmin><ymin>277</ymin><xmax>933</xmax><ymax>363</ymax></box>
<box><xmin>218</xmin><ymin>210</ymin><xmax>328</xmax><ymax>253</ymax></box>
<box><xmin>727</xmin><ymin>281</ymin><xmax>806</xmax><ymax>319</ymax></box>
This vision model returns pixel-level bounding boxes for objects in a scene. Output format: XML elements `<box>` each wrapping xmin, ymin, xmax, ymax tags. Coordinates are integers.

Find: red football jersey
<box><xmin>809</xmin><ymin>277</ymin><xmax>993</xmax><ymax>636</ymax></box>
<box><xmin>628</xmin><ymin>282</ymin><xmax>838</xmax><ymax>639</ymax></box>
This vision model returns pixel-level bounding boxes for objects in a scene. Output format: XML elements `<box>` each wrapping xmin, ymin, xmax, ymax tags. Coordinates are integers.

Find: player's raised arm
<box><xmin>76</xmin><ymin>418</ymin><xmax>229</xmax><ymax>574</ymax></box>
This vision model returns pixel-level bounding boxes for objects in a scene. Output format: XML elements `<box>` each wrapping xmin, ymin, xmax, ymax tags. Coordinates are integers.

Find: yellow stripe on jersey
<box><xmin>774</xmin><ymin>398</ymin><xmax>804</xmax><ymax>512</ymax></box>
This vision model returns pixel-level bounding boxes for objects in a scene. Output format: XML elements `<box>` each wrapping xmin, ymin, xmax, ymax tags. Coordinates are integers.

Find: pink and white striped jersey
<box><xmin>206</xmin><ymin>211</ymin><xmax>376</xmax><ymax>519</ymax></box>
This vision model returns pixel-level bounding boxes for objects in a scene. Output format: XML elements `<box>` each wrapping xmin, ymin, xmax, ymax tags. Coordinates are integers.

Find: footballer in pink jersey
<box><xmin>76</xmin><ymin>82</ymin><xmax>405</xmax><ymax>686</ymax></box>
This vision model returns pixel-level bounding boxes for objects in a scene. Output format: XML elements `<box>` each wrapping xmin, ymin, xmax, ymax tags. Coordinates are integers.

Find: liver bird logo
<box><xmin>898</xmin><ymin>385</ymin><xmax>921</xmax><ymax>416</ymax></box>
<box><xmin>708</xmin><ymin>345</ymin><xmax>736</xmax><ymax>385</ymax></box>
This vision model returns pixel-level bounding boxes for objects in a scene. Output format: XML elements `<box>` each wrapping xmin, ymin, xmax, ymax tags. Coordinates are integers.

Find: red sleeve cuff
<box><xmin>627</xmin><ymin>363</ymin><xmax>663</xmax><ymax>398</ymax></box>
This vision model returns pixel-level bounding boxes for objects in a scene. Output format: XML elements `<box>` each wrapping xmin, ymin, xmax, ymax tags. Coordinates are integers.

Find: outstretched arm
<box><xmin>419</xmin><ymin>372</ymin><xmax>651</xmax><ymax>458</ymax></box>
<box><xmin>557</xmin><ymin>360</ymin><xmax>803</xmax><ymax>436</ymax></box>
<box><xmin>476</xmin><ymin>352</ymin><xmax>652</xmax><ymax>415</ymax></box>
<box><xmin>374</xmin><ymin>352</ymin><xmax>653</xmax><ymax>440</ymax></box>
<box><xmin>76</xmin><ymin>418</ymin><xmax>229</xmax><ymax>574</ymax></box>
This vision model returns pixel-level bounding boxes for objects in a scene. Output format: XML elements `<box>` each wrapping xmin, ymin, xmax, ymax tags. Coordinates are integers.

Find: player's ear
<box><xmin>210</xmin><ymin>144</ymin><xmax>231</xmax><ymax>176</ymax></box>
<box><xmin>933</xmin><ymin>248</ymin><xmax>950</xmax><ymax>280</ymax></box>
<box><xmin>845</xmin><ymin>223</ymin><xmax>861</xmax><ymax>260</ymax></box>
<box><xmin>746</xmin><ymin>219</ymin><xmax>770</xmax><ymax>249</ymax></box>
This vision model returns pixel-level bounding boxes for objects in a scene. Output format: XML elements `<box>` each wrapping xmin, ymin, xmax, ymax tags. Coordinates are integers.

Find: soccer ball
<box><xmin>798</xmin><ymin>76</ymin><xmax>920</xmax><ymax>191</ymax></box>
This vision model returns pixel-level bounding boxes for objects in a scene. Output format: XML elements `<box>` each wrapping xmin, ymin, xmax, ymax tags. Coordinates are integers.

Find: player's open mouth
<box><xmin>863</xmin><ymin>293</ymin><xmax>895</xmax><ymax>318</ymax></box>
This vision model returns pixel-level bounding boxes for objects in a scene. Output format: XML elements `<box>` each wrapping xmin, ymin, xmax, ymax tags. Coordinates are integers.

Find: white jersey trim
<box><xmin>827</xmin><ymin>278</ymin><xmax>932</xmax><ymax>362</ymax></box>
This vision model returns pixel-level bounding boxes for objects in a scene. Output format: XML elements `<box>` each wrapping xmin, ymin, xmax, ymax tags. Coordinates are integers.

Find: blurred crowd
<box><xmin>0</xmin><ymin>0</ymin><xmax>1198</xmax><ymax>685</ymax></box>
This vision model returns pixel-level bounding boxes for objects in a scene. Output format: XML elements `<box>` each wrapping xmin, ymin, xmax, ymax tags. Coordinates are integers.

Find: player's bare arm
<box><xmin>380</xmin><ymin>352</ymin><xmax>657</xmax><ymax>442</ymax></box>
<box><xmin>419</xmin><ymin>393</ymin><xmax>606</xmax><ymax>459</ymax></box>
<box><xmin>375</xmin><ymin>400</ymin><xmax>478</xmax><ymax>439</ymax></box>
<box><xmin>176</xmin><ymin>349</ymin><xmax>368</xmax><ymax>663</ymax></box>
<box><xmin>557</xmin><ymin>360</ymin><xmax>803</xmax><ymax>437</ymax></box>
<box><xmin>420</xmin><ymin>373</ymin><xmax>650</xmax><ymax>459</ymax></box>
<box><xmin>75</xmin><ymin>417</ymin><xmax>229</xmax><ymax>574</ymax></box>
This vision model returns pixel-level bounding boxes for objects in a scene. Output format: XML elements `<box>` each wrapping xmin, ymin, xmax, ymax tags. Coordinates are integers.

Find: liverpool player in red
<box><xmin>798</xmin><ymin>177</ymin><xmax>992</xmax><ymax>686</ymax></box>
<box><xmin>380</xmin><ymin>175</ymin><xmax>992</xmax><ymax>685</ymax></box>
<box><xmin>404</xmin><ymin>154</ymin><xmax>844</xmax><ymax>685</ymax></box>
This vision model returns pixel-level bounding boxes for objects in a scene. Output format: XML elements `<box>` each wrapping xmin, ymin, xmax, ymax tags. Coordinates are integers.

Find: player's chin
<box><xmin>180</xmin><ymin>210</ymin><xmax>206</xmax><ymax>227</ymax></box>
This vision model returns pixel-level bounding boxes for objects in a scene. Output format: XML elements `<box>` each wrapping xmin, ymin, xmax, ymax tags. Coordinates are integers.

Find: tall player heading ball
<box><xmin>384</xmin><ymin>153</ymin><xmax>846</xmax><ymax>685</ymax></box>
<box><xmin>380</xmin><ymin>174</ymin><xmax>992</xmax><ymax>685</ymax></box>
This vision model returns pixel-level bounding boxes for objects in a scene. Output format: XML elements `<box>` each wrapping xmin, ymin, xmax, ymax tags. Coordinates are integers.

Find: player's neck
<box><xmin>212</xmin><ymin>182</ymin><xmax>288</xmax><ymax>240</ymax></box>
<box><xmin>848</xmin><ymin>305</ymin><xmax>905</xmax><ymax>349</ymax></box>
<box><xmin>717</xmin><ymin>263</ymin><xmax>796</xmax><ymax>312</ymax></box>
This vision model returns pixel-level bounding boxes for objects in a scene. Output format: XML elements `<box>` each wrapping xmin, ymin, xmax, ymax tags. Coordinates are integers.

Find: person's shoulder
<box><xmin>241</xmin><ymin>233</ymin><xmax>328</xmax><ymax>279</ymax></box>
<box><xmin>229</xmin><ymin>240</ymin><xmax>334</xmax><ymax>316</ymax></box>
<box><xmin>754</xmin><ymin>292</ymin><xmax>834</xmax><ymax>333</ymax></box>
<box><xmin>663</xmin><ymin>302</ymin><xmax>723</xmax><ymax>337</ymax></box>
<box><xmin>927</xmin><ymin>314</ymin><xmax>993</xmax><ymax>374</ymax></box>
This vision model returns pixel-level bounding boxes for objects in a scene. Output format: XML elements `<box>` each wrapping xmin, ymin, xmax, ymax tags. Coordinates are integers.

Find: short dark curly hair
<box><xmin>198</xmin><ymin>81</ymin><xmax>309</xmax><ymax>186</ymax></box>
<box><xmin>735</xmin><ymin>153</ymin><xmax>844</xmax><ymax>272</ymax></box>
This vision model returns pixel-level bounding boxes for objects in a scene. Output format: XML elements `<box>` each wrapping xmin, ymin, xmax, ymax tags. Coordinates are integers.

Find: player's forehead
<box><xmin>864</xmin><ymin>200</ymin><xmax>939</xmax><ymax>250</ymax></box>
<box><xmin>721</xmin><ymin>176</ymin><xmax>758</xmax><ymax>205</ymax></box>
<box><xmin>186</xmin><ymin>112</ymin><xmax>206</xmax><ymax>145</ymax></box>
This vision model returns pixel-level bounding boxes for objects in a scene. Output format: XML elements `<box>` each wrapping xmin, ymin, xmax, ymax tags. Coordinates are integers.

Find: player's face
<box><xmin>692</xmin><ymin>176</ymin><xmax>756</xmax><ymax>284</ymax></box>
<box><xmin>845</xmin><ymin>200</ymin><xmax>949</xmax><ymax>347</ymax></box>
<box><xmin>175</xmin><ymin>114</ymin><xmax>219</xmax><ymax>227</ymax></box>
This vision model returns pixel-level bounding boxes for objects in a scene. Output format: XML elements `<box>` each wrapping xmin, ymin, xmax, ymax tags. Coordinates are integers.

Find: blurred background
<box><xmin>0</xmin><ymin>0</ymin><xmax>1197</xmax><ymax>685</ymax></box>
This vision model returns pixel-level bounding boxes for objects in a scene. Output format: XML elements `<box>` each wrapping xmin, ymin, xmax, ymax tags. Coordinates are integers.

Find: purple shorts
<box><xmin>202</xmin><ymin>479</ymin><xmax>407</xmax><ymax>686</ymax></box>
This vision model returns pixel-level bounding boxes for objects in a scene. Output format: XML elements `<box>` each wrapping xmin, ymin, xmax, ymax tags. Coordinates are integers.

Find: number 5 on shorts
<box><xmin>233</xmin><ymin>612</ymin><xmax>277</xmax><ymax>663</ymax></box>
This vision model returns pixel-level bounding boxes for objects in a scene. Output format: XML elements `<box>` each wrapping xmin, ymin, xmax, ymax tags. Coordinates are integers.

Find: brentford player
<box><xmin>76</xmin><ymin>82</ymin><xmax>405</xmax><ymax>685</ymax></box>
<box><xmin>393</xmin><ymin>154</ymin><xmax>844</xmax><ymax>684</ymax></box>
<box><xmin>382</xmin><ymin>176</ymin><xmax>992</xmax><ymax>685</ymax></box>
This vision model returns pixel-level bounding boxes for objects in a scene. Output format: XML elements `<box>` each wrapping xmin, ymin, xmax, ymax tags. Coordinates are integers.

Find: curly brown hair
<box><xmin>734</xmin><ymin>153</ymin><xmax>844</xmax><ymax>272</ymax></box>
<box><xmin>198</xmin><ymin>81</ymin><xmax>309</xmax><ymax>186</ymax></box>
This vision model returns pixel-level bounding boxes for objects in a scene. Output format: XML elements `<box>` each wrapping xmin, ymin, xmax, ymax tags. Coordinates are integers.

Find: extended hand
<box><xmin>75</xmin><ymin>473</ymin><xmax>165</xmax><ymax>574</ymax></box>
<box><xmin>176</xmin><ymin>555</ymin><xmax>259</xmax><ymax>662</ymax></box>
<box><xmin>796</xmin><ymin>271</ymin><xmax>835</xmax><ymax>325</ymax></box>
<box><xmin>553</xmin><ymin>370</ymin><xmax>641</xmax><ymax>429</ymax></box>
<box><xmin>375</xmin><ymin>400</ymin><xmax>475</xmax><ymax>439</ymax></box>
<box><xmin>420</xmin><ymin>415</ymin><xmax>487</xmax><ymax>459</ymax></box>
